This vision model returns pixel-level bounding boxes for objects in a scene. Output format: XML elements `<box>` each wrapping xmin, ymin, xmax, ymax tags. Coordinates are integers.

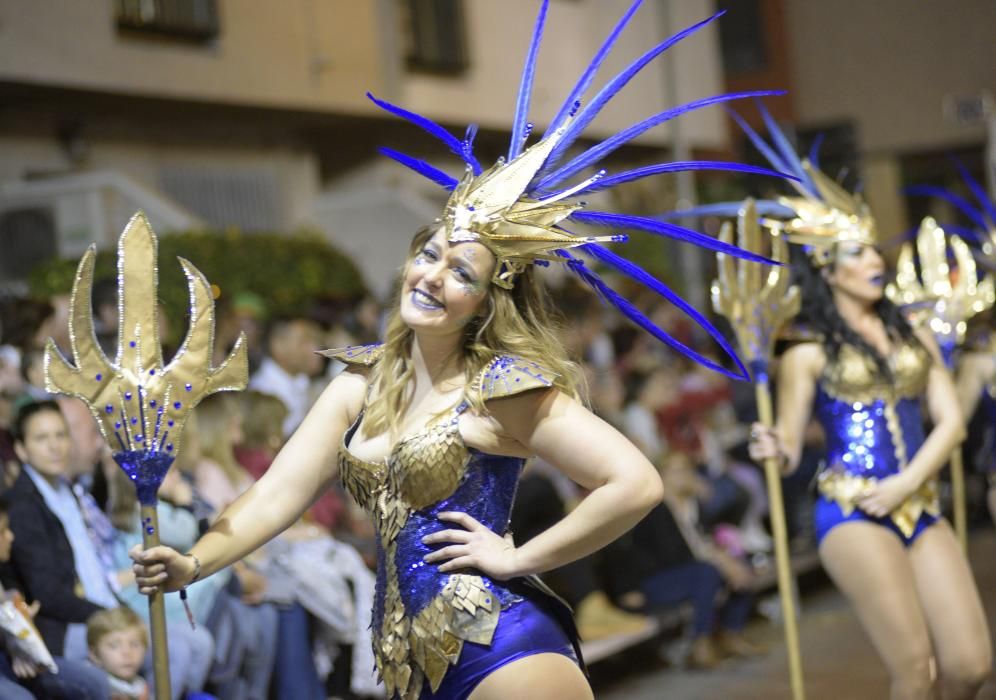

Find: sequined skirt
<box><xmin>816</xmin><ymin>465</ymin><xmax>940</xmax><ymax>541</ymax></box>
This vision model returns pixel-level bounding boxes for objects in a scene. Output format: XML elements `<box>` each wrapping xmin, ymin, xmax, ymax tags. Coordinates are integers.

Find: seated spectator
<box><xmin>0</xmin><ymin>344</ymin><xmax>25</xmax><ymax>471</ymax></box>
<box><xmin>616</xmin><ymin>453</ymin><xmax>765</xmax><ymax>669</ymax></box>
<box><xmin>87</xmin><ymin>607</ymin><xmax>148</xmax><ymax>700</ymax></box>
<box><xmin>214</xmin><ymin>291</ymin><xmax>268</xmax><ymax>373</ymax></box>
<box><xmin>12</xmin><ymin>347</ymin><xmax>52</xmax><ymax>413</ymax></box>
<box><xmin>1</xmin><ymin>401</ymin><xmax>118</xmax><ymax>660</ymax></box>
<box><xmin>0</xmin><ymin>493</ymin><xmax>110</xmax><ymax>699</ymax></box>
<box><xmin>235</xmin><ymin>390</ymin><xmax>348</xmax><ymax>533</ymax></box>
<box><xmin>249</xmin><ymin>316</ymin><xmax>322</xmax><ymax>438</ymax></box>
<box><xmin>622</xmin><ymin>365</ymin><xmax>677</xmax><ymax>465</ymax></box>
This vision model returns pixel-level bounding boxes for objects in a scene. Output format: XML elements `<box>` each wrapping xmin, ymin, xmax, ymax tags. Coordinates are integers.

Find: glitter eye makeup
<box><xmin>458</xmin><ymin>277</ymin><xmax>484</xmax><ymax>296</ymax></box>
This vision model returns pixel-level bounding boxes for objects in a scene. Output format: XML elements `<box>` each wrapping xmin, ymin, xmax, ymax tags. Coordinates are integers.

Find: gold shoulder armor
<box><xmin>317</xmin><ymin>343</ymin><xmax>384</xmax><ymax>367</ymax></box>
<box><xmin>473</xmin><ymin>355</ymin><xmax>556</xmax><ymax>401</ymax></box>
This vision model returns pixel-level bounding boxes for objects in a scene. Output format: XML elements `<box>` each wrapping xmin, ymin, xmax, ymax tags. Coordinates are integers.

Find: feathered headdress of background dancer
<box><xmin>667</xmin><ymin>101</ymin><xmax>878</xmax><ymax>267</ymax></box>
<box><xmin>893</xmin><ymin>159</ymin><xmax>996</xmax><ymax>356</ymax></box>
<box><xmin>368</xmin><ymin>0</ymin><xmax>798</xmax><ymax>379</ymax></box>
<box><xmin>905</xmin><ymin>157</ymin><xmax>996</xmax><ymax>273</ymax></box>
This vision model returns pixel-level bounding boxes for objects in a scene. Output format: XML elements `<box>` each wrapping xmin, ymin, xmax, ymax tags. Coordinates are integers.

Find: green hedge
<box><xmin>29</xmin><ymin>229</ymin><xmax>366</xmax><ymax>344</ymax></box>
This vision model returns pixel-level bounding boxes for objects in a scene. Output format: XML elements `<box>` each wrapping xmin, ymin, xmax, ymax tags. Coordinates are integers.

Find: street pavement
<box><xmin>595</xmin><ymin>529</ymin><xmax>996</xmax><ymax>699</ymax></box>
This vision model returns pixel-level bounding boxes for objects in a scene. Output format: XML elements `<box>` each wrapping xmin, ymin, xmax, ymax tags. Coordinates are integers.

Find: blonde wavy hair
<box><xmin>363</xmin><ymin>226</ymin><xmax>584</xmax><ymax>438</ymax></box>
<box><xmin>193</xmin><ymin>393</ymin><xmax>246</xmax><ymax>488</ymax></box>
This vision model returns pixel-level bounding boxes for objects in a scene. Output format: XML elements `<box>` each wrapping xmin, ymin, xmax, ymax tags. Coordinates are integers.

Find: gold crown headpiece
<box><xmin>670</xmin><ymin>106</ymin><xmax>880</xmax><ymax>268</ymax></box>
<box><xmin>439</xmin><ymin>120</ymin><xmax>624</xmax><ymax>289</ymax></box>
<box><xmin>769</xmin><ymin>160</ymin><xmax>879</xmax><ymax>267</ymax></box>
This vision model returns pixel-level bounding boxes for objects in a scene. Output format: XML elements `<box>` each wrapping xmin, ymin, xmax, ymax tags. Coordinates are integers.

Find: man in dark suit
<box><xmin>0</xmin><ymin>401</ymin><xmax>118</xmax><ymax>659</ymax></box>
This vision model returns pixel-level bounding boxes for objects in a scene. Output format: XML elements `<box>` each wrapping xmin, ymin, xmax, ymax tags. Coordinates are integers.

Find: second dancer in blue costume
<box><xmin>740</xmin><ymin>115</ymin><xmax>993</xmax><ymax>699</ymax></box>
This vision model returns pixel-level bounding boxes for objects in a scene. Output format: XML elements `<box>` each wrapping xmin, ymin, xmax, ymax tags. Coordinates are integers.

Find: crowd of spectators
<box><xmin>0</xmin><ymin>268</ymin><xmax>990</xmax><ymax>698</ymax></box>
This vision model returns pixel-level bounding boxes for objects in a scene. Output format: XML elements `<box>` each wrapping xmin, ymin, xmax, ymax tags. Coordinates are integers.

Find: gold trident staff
<box><xmin>887</xmin><ymin>217</ymin><xmax>995</xmax><ymax>550</ymax></box>
<box><xmin>44</xmin><ymin>212</ymin><xmax>249</xmax><ymax>700</ymax></box>
<box><xmin>712</xmin><ymin>199</ymin><xmax>805</xmax><ymax>700</ymax></box>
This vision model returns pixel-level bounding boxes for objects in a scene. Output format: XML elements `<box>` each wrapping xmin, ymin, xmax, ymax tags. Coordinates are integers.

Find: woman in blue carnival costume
<box><xmin>736</xmin><ymin>112</ymin><xmax>993</xmax><ymax>699</ymax></box>
<box><xmin>130</xmin><ymin>3</ymin><xmax>796</xmax><ymax>698</ymax></box>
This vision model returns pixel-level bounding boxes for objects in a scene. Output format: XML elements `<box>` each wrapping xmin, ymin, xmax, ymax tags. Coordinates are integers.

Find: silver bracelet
<box><xmin>185</xmin><ymin>552</ymin><xmax>202</xmax><ymax>584</ymax></box>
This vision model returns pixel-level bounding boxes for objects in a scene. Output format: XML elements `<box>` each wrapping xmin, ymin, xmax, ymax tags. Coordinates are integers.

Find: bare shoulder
<box><xmin>780</xmin><ymin>340</ymin><xmax>825</xmax><ymax>378</ymax></box>
<box><xmin>314</xmin><ymin>365</ymin><xmax>370</xmax><ymax>424</ymax></box>
<box><xmin>482</xmin><ymin>385</ymin><xmax>566</xmax><ymax>436</ymax></box>
<box><xmin>912</xmin><ymin>327</ymin><xmax>944</xmax><ymax>366</ymax></box>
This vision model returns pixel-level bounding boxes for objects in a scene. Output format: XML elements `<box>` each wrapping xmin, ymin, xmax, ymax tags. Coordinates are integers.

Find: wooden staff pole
<box><xmin>140</xmin><ymin>504</ymin><xmax>171</xmax><ymax>700</ymax></box>
<box><xmin>711</xmin><ymin>200</ymin><xmax>805</xmax><ymax>699</ymax></box>
<box><xmin>754</xmin><ymin>378</ymin><xmax>805</xmax><ymax>700</ymax></box>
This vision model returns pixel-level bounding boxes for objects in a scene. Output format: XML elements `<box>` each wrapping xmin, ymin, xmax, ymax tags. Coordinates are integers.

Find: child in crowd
<box><xmin>87</xmin><ymin>607</ymin><xmax>148</xmax><ymax>700</ymax></box>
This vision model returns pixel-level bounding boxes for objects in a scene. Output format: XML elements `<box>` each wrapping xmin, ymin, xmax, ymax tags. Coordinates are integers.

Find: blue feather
<box><xmin>807</xmin><ymin>132</ymin><xmax>825</xmax><ymax>170</ymax></box>
<box><xmin>951</xmin><ymin>157</ymin><xmax>996</xmax><ymax>225</ymax></box>
<box><xmin>756</xmin><ymin>101</ymin><xmax>812</xmax><ymax>190</ymax></box>
<box><xmin>904</xmin><ymin>185</ymin><xmax>988</xmax><ymax>231</ymax></box>
<box><xmin>661</xmin><ymin>201</ymin><xmax>798</xmax><ymax>220</ymax></box>
<box><xmin>557</xmin><ymin>249</ymin><xmax>748</xmax><ymax>380</ymax></box>
<box><xmin>571</xmin><ymin>211</ymin><xmax>778</xmax><ymax>265</ymax></box>
<box><xmin>377</xmin><ymin>147</ymin><xmax>458</xmax><ymax>190</ymax></box>
<box><xmin>509</xmin><ymin>0</ymin><xmax>549</xmax><ymax>161</ymax></box>
<box><xmin>545</xmin><ymin>0</ymin><xmax>644</xmax><ymax>136</ymax></box>
<box><xmin>543</xmin><ymin>11</ymin><xmax>726</xmax><ymax>173</ymax></box>
<box><xmin>561</xmin><ymin>160</ymin><xmax>795</xmax><ymax>197</ymax></box>
<box><xmin>368</xmin><ymin>93</ymin><xmax>482</xmax><ymax>175</ymax></box>
<box><xmin>727</xmin><ymin>109</ymin><xmax>789</xmax><ymax>173</ymax></box>
<box><xmin>464</xmin><ymin>124</ymin><xmax>479</xmax><ymax>162</ymax></box>
<box><xmin>537</xmin><ymin>90</ymin><xmax>785</xmax><ymax>189</ymax></box>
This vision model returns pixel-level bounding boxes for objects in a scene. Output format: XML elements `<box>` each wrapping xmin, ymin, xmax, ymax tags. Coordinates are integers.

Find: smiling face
<box><xmin>824</xmin><ymin>242</ymin><xmax>886</xmax><ymax>305</ymax></box>
<box><xmin>399</xmin><ymin>229</ymin><xmax>496</xmax><ymax>339</ymax></box>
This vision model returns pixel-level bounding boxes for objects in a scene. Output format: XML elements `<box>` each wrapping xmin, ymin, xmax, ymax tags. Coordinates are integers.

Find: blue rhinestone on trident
<box><xmin>43</xmin><ymin>211</ymin><xmax>248</xmax><ymax>700</ymax></box>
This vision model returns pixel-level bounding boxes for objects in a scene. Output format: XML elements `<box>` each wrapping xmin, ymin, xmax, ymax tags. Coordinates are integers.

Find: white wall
<box><xmin>403</xmin><ymin>0</ymin><xmax>727</xmax><ymax>148</ymax></box>
<box><xmin>784</xmin><ymin>0</ymin><xmax>995</xmax><ymax>153</ymax></box>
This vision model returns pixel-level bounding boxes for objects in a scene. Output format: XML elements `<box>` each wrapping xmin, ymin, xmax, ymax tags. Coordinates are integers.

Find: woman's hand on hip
<box><xmin>856</xmin><ymin>473</ymin><xmax>916</xmax><ymax>518</ymax></box>
<box><xmin>421</xmin><ymin>511</ymin><xmax>521</xmax><ymax>581</ymax></box>
<box><xmin>128</xmin><ymin>544</ymin><xmax>197</xmax><ymax>594</ymax></box>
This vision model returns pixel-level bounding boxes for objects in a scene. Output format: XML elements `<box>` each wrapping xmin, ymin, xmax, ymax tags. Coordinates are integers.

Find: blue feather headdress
<box><xmin>667</xmin><ymin>101</ymin><xmax>879</xmax><ymax>267</ymax></box>
<box><xmin>905</xmin><ymin>158</ymin><xmax>996</xmax><ymax>272</ymax></box>
<box><xmin>369</xmin><ymin>1</ymin><xmax>798</xmax><ymax>379</ymax></box>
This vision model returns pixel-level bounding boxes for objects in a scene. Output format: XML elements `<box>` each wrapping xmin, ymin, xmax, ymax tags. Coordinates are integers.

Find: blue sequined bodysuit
<box><xmin>326</xmin><ymin>345</ymin><xmax>577</xmax><ymax>700</ymax></box>
<box><xmin>811</xmin><ymin>338</ymin><xmax>941</xmax><ymax>545</ymax></box>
